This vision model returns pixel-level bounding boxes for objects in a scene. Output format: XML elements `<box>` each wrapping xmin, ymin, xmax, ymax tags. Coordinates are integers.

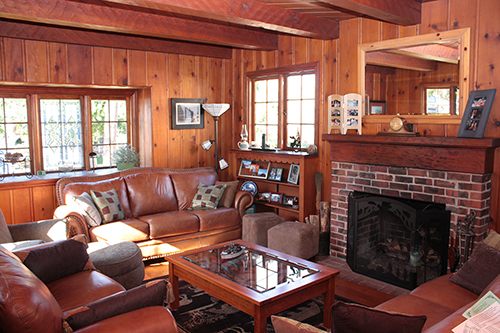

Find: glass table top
<box><xmin>182</xmin><ymin>242</ymin><xmax>319</xmax><ymax>293</ymax></box>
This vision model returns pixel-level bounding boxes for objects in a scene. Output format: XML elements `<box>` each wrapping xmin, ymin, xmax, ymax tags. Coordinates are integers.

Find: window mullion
<box><xmin>278</xmin><ymin>74</ymin><xmax>286</xmax><ymax>149</ymax></box>
<box><xmin>82</xmin><ymin>95</ymin><xmax>91</xmax><ymax>170</ymax></box>
<box><xmin>30</xmin><ymin>94</ymin><xmax>42</xmax><ymax>173</ymax></box>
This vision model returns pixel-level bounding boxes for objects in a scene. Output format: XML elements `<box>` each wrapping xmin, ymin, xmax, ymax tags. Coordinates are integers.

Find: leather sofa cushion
<box><xmin>410</xmin><ymin>274</ymin><xmax>477</xmax><ymax>311</ymax></box>
<box><xmin>191</xmin><ymin>207</ymin><xmax>240</xmax><ymax>232</ymax></box>
<box><xmin>90</xmin><ymin>218</ymin><xmax>150</xmax><ymax>243</ymax></box>
<box><xmin>62</xmin><ymin>177</ymin><xmax>132</xmax><ymax>218</ymax></box>
<box><xmin>48</xmin><ymin>270</ymin><xmax>125</xmax><ymax>312</ymax></box>
<box><xmin>170</xmin><ymin>169</ymin><xmax>217</xmax><ymax>210</ymax></box>
<box><xmin>124</xmin><ymin>172</ymin><xmax>178</xmax><ymax>217</ymax></box>
<box><xmin>139</xmin><ymin>211</ymin><xmax>200</xmax><ymax>239</ymax></box>
<box><xmin>0</xmin><ymin>245</ymin><xmax>63</xmax><ymax>333</ymax></box>
<box><xmin>422</xmin><ymin>302</ymin><xmax>474</xmax><ymax>333</ymax></box>
<box><xmin>375</xmin><ymin>294</ymin><xmax>455</xmax><ymax>331</ymax></box>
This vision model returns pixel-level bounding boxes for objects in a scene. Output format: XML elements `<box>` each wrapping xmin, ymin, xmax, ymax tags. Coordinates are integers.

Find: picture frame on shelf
<box><xmin>238</xmin><ymin>159</ymin><xmax>271</xmax><ymax>179</ymax></box>
<box><xmin>457</xmin><ymin>89</ymin><xmax>496</xmax><ymax>138</ymax></box>
<box><xmin>171</xmin><ymin>98</ymin><xmax>205</xmax><ymax>130</ymax></box>
<box><xmin>269</xmin><ymin>192</ymin><xmax>283</xmax><ymax>204</ymax></box>
<box><xmin>257</xmin><ymin>192</ymin><xmax>271</xmax><ymax>202</ymax></box>
<box><xmin>287</xmin><ymin>164</ymin><xmax>300</xmax><ymax>184</ymax></box>
<box><xmin>370</xmin><ymin>101</ymin><xmax>386</xmax><ymax>115</ymax></box>
<box><xmin>283</xmin><ymin>195</ymin><xmax>298</xmax><ymax>207</ymax></box>
<box><xmin>268</xmin><ymin>167</ymin><xmax>284</xmax><ymax>182</ymax></box>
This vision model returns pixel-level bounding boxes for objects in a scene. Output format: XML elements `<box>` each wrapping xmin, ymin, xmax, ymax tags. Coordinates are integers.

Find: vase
<box><xmin>117</xmin><ymin>162</ymin><xmax>135</xmax><ymax>170</ymax></box>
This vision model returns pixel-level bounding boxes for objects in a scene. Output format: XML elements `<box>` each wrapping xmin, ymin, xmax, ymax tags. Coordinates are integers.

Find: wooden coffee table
<box><xmin>168</xmin><ymin>239</ymin><xmax>339</xmax><ymax>333</ymax></box>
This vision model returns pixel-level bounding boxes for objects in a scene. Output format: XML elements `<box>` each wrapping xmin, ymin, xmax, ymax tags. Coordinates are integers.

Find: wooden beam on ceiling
<box><xmin>98</xmin><ymin>0</ymin><xmax>340</xmax><ymax>39</ymax></box>
<box><xmin>365</xmin><ymin>64</ymin><xmax>395</xmax><ymax>75</ymax></box>
<box><xmin>391</xmin><ymin>44</ymin><xmax>459</xmax><ymax>64</ymax></box>
<box><xmin>366</xmin><ymin>51</ymin><xmax>437</xmax><ymax>71</ymax></box>
<box><xmin>0</xmin><ymin>20</ymin><xmax>233</xmax><ymax>58</ymax></box>
<box><xmin>0</xmin><ymin>0</ymin><xmax>278</xmax><ymax>50</ymax></box>
<box><xmin>309</xmin><ymin>0</ymin><xmax>421</xmax><ymax>26</ymax></box>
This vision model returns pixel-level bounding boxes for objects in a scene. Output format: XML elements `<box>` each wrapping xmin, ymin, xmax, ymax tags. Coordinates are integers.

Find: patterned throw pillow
<box><xmin>91</xmin><ymin>189</ymin><xmax>125</xmax><ymax>223</ymax></box>
<box><xmin>189</xmin><ymin>182</ymin><xmax>227</xmax><ymax>210</ymax></box>
<box><xmin>69</xmin><ymin>192</ymin><xmax>102</xmax><ymax>227</ymax></box>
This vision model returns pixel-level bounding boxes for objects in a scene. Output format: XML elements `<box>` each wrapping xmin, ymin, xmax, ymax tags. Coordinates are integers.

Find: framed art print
<box><xmin>287</xmin><ymin>164</ymin><xmax>300</xmax><ymax>184</ymax></box>
<box><xmin>457</xmin><ymin>89</ymin><xmax>496</xmax><ymax>138</ymax></box>
<box><xmin>171</xmin><ymin>98</ymin><xmax>205</xmax><ymax>129</ymax></box>
<box><xmin>238</xmin><ymin>160</ymin><xmax>271</xmax><ymax>179</ymax></box>
<box><xmin>370</xmin><ymin>101</ymin><xmax>386</xmax><ymax>115</ymax></box>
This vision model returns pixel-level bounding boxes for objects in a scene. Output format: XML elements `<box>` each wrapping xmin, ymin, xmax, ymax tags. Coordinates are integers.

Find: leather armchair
<box><xmin>0</xmin><ymin>239</ymin><xmax>178</xmax><ymax>333</ymax></box>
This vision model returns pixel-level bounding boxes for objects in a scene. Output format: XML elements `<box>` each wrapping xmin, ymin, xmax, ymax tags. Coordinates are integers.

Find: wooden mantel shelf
<box><xmin>322</xmin><ymin>134</ymin><xmax>500</xmax><ymax>174</ymax></box>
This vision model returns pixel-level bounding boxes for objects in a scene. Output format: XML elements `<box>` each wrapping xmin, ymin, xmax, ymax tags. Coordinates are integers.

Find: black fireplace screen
<box><xmin>347</xmin><ymin>191</ymin><xmax>451</xmax><ymax>290</ymax></box>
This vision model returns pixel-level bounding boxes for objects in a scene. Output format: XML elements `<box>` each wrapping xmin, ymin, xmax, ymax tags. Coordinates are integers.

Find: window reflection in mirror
<box><xmin>359</xmin><ymin>29</ymin><xmax>470</xmax><ymax>120</ymax></box>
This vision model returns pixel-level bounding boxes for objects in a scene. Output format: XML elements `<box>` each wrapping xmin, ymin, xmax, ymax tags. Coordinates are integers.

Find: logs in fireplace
<box><xmin>347</xmin><ymin>191</ymin><xmax>451</xmax><ymax>290</ymax></box>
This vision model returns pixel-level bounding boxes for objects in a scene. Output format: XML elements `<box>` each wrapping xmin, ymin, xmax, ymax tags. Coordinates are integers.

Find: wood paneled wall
<box><xmin>1</xmin><ymin>0</ymin><xmax>500</xmax><ymax>232</ymax></box>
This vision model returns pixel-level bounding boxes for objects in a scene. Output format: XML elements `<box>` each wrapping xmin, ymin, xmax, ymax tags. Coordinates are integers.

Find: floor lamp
<box><xmin>202</xmin><ymin>103</ymin><xmax>230</xmax><ymax>172</ymax></box>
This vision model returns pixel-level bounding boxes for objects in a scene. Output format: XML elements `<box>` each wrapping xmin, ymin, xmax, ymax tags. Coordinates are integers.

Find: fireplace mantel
<box><xmin>322</xmin><ymin>134</ymin><xmax>500</xmax><ymax>174</ymax></box>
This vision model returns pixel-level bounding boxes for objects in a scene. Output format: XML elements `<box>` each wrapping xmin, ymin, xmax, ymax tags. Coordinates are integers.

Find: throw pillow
<box><xmin>450</xmin><ymin>241</ymin><xmax>500</xmax><ymax>294</ymax></box>
<box><xmin>91</xmin><ymin>189</ymin><xmax>125</xmax><ymax>223</ymax></box>
<box><xmin>216</xmin><ymin>180</ymin><xmax>239</xmax><ymax>207</ymax></box>
<box><xmin>69</xmin><ymin>192</ymin><xmax>102</xmax><ymax>227</ymax></box>
<box><xmin>189</xmin><ymin>182</ymin><xmax>226</xmax><ymax>210</ymax></box>
<box><xmin>13</xmin><ymin>238</ymin><xmax>95</xmax><ymax>284</ymax></box>
<box><xmin>331</xmin><ymin>301</ymin><xmax>427</xmax><ymax>333</ymax></box>
<box><xmin>271</xmin><ymin>316</ymin><xmax>325</xmax><ymax>333</ymax></box>
<box><xmin>483</xmin><ymin>230</ymin><xmax>500</xmax><ymax>251</ymax></box>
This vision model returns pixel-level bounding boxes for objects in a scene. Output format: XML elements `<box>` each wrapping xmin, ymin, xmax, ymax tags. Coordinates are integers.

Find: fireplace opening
<box><xmin>347</xmin><ymin>191</ymin><xmax>451</xmax><ymax>290</ymax></box>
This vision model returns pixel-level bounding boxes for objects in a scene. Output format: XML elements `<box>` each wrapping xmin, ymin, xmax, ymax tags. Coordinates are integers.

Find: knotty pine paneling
<box><xmin>48</xmin><ymin>43</ymin><xmax>67</xmax><ymax>84</ymax></box>
<box><xmin>3</xmin><ymin>38</ymin><xmax>24</xmax><ymax>82</ymax></box>
<box><xmin>113</xmin><ymin>49</ymin><xmax>128</xmax><ymax>86</ymax></box>
<box><xmin>67</xmin><ymin>44</ymin><xmax>92</xmax><ymax>84</ymax></box>
<box><xmin>93</xmin><ymin>47</ymin><xmax>113</xmax><ymax>85</ymax></box>
<box><xmin>25</xmin><ymin>40</ymin><xmax>48</xmax><ymax>83</ymax></box>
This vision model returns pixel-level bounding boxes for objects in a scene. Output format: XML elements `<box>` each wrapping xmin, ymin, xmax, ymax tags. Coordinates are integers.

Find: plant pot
<box><xmin>117</xmin><ymin>162</ymin><xmax>135</xmax><ymax>170</ymax></box>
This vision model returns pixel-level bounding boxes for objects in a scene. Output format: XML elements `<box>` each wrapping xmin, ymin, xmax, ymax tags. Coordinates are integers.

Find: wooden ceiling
<box><xmin>0</xmin><ymin>0</ymin><xmax>433</xmax><ymax>59</ymax></box>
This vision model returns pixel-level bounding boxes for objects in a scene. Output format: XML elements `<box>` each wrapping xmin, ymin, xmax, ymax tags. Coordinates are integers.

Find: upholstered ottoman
<box><xmin>267</xmin><ymin>221</ymin><xmax>319</xmax><ymax>259</ymax></box>
<box><xmin>242</xmin><ymin>212</ymin><xmax>286</xmax><ymax>246</ymax></box>
<box><xmin>87</xmin><ymin>240</ymin><xmax>144</xmax><ymax>289</ymax></box>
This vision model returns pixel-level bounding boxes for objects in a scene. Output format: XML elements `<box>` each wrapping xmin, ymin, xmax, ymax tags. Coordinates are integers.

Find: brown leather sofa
<box><xmin>0</xmin><ymin>239</ymin><xmax>178</xmax><ymax>333</ymax></box>
<box><xmin>55</xmin><ymin>167</ymin><xmax>253</xmax><ymax>260</ymax></box>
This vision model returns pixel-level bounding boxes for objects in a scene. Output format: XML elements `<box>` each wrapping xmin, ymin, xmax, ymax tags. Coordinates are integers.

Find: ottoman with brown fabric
<box><xmin>242</xmin><ymin>212</ymin><xmax>286</xmax><ymax>247</ymax></box>
<box><xmin>87</xmin><ymin>240</ymin><xmax>144</xmax><ymax>289</ymax></box>
<box><xmin>267</xmin><ymin>221</ymin><xmax>319</xmax><ymax>259</ymax></box>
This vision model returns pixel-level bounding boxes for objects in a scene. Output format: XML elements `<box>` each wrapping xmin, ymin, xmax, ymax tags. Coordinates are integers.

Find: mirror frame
<box><xmin>358</xmin><ymin>28</ymin><xmax>470</xmax><ymax>125</ymax></box>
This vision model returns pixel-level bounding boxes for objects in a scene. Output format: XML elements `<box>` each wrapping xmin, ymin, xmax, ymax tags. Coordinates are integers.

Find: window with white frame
<box><xmin>247</xmin><ymin>63</ymin><xmax>318</xmax><ymax>150</ymax></box>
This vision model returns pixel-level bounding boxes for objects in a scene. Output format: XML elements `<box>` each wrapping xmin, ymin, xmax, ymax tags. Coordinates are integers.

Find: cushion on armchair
<box><xmin>271</xmin><ymin>315</ymin><xmax>324</xmax><ymax>333</ymax></box>
<box><xmin>13</xmin><ymin>238</ymin><xmax>95</xmax><ymax>284</ymax></box>
<box><xmin>64</xmin><ymin>279</ymin><xmax>173</xmax><ymax>331</ymax></box>
<box><xmin>331</xmin><ymin>301</ymin><xmax>427</xmax><ymax>333</ymax></box>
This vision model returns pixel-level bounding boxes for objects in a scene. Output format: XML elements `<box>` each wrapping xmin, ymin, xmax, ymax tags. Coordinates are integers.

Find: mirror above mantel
<box><xmin>358</xmin><ymin>28</ymin><xmax>470</xmax><ymax>126</ymax></box>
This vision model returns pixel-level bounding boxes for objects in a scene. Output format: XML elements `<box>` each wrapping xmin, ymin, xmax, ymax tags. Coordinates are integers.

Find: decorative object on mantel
<box><xmin>307</xmin><ymin>144</ymin><xmax>318</xmax><ymax>154</ymax></box>
<box><xmin>113</xmin><ymin>145</ymin><xmax>140</xmax><ymax>170</ymax></box>
<box><xmin>457</xmin><ymin>89</ymin><xmax>496</xmax><ymax>138</ymax></box>
<box><xmin>0</xmin><ymin>153</ymin><xmax>33</xmax><ymax>180</ymax></box>
<box><xmin>202</xmin><ymin>103</ymin><xmax>230</xmax><ymax>172</ymax></box>
<box><xmin>377</xmin><ymin>116</ymin><xmax>420</xmax><ymax>136</ymax></box>
<box><xmin>289</xmin><ymin>129</ymin><xmax>301</xmax><ymax>151</ymax></box>
<box><xmin>327</xmin><ymin>93</ymin><xmax>362</xmax><ymax>135</ymax></box>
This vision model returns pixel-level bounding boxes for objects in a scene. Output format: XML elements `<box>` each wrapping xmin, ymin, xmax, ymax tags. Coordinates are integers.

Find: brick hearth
<box><xmin>329</xmin><ymin>162</ymin><xmax>492</xmax><ymax>258</ymax></box>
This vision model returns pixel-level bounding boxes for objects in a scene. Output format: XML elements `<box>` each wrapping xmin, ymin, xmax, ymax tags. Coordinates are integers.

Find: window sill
<box><xmin>0</xmin><ymin>168</ymin><xmax>121</xmax><ymax>188</ymax></box>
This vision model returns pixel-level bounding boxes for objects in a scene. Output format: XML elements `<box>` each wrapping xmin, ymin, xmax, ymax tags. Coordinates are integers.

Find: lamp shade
<box><xmin>202</xmin><ymin>104</ymin><xmax>230</xmax><ymax>117</ymax></box>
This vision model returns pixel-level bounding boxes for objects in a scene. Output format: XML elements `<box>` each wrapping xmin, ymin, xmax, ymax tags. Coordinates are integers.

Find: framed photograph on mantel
<box><xmin>457</xmin><ymin>89</ymin><xmax>496</xmax><ymax>138</ymax></box>
<box><xmin>370</xmin><ymin>101</ymin><xmax>386</xmax><ymax>115</ymax></box>
<box><xmin>171</xmin><ymin>98</ymin><xmax>205</xmax><ymax>130</ymax></box>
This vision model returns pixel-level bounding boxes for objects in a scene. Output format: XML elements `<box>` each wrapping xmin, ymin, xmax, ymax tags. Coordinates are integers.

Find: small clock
<box><xmin>378</xmin><ymin>116</ymin><xmax>419</xmax><ymax>136</ymax></box>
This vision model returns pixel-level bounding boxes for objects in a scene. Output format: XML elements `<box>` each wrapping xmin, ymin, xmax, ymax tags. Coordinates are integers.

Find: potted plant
<box><xmin>113</xmin><ymin>145</ymin><xmax>140</xmax><ymax>170</ymax></box>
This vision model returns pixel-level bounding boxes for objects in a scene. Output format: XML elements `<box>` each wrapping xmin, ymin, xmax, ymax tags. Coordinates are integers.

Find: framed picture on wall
<box><xmin>171</xmin><ymin>98</ymin><xmax>205</xmax><ymax>129</ymax></box>
<box><xmin>370</xmin><ymin>101</ymin><xmax>386</xmax><ymax>115</ymax></box>
<box><xmin>457</xmin><ymin>89</ymin><xmax>496</xmax><ymax>138</ymax></box>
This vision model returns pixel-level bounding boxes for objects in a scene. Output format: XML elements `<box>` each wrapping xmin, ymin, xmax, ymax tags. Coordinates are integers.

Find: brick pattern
<box><xmin>330</xmin><ymin>162</ymin><xmax>492</xmax><ymax>258</ymax></box>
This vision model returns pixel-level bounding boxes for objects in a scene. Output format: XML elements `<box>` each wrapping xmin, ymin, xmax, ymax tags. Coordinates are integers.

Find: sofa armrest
<box><xmin>54</xmin><ymin>205</ymin><xmax>89</xmax><ymax>238</ymax></box>
<box><xmin>8</xmin><ymin>218</ymin><xmax>68</xmax><ymax>243</ymax></box>
<box><xmin>73</xmin><ymin>306</ymin><xmax>178</xmax><ymax>333</ymax></box>
<box><xmin>64</xmin><ymin>279</ymin><xmax>174</xmax><ymax>331</ymax></box>
<box><xmin>234</xmin><ymin>190</ymin><xmax>254</xmax><ymax>218</ymax></box>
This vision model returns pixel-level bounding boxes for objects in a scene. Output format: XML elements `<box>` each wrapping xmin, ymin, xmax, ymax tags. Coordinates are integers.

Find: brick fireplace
<box><xmin>323</xmin><ymin>134</ymin><xmax>500</xmax><ymax>260</ymax></box>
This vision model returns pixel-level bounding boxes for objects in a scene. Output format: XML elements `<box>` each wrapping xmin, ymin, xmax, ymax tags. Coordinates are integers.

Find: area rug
<box><xmin>172</xmin><ymin>280</ymin><xmax>327</xmax><ymax>333</ymax></box>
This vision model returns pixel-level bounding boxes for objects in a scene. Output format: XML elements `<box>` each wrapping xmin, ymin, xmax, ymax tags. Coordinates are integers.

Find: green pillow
<box><xmin>189</xmin><ymin>182</ymin><xmax>226</xmax><ymax>210</ymax></box>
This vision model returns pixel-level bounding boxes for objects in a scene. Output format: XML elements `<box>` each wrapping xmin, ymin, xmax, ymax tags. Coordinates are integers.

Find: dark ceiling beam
<box><xmin>366</xmin><ymin>51</ymin><xmax>437</xmax><ymax>71</ymax></box>
<box><xmin>0</xmin><ymin>0</ymin><xmax>278</xmax><ymax>50</ymax></box>
<box><xmin>311</xmin><ymin>0</ymin><xmax>421</xmax><ymax>26</ymax></box>
<box><xmin>0</xmin><ymin>20</ymin><xmax>232</xmax><ymax>58</ymax></box>
<box><xmin>98</xmin><ymin>0</ymin><xmax>339</xmax><ymax>39</ymax></box>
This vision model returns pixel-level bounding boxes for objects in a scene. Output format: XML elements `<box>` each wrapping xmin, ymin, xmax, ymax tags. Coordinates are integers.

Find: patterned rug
<box><xmin>172</xmin><ymin>280</ymin><xmax>327</xmax><ymax>333</ymax></box>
